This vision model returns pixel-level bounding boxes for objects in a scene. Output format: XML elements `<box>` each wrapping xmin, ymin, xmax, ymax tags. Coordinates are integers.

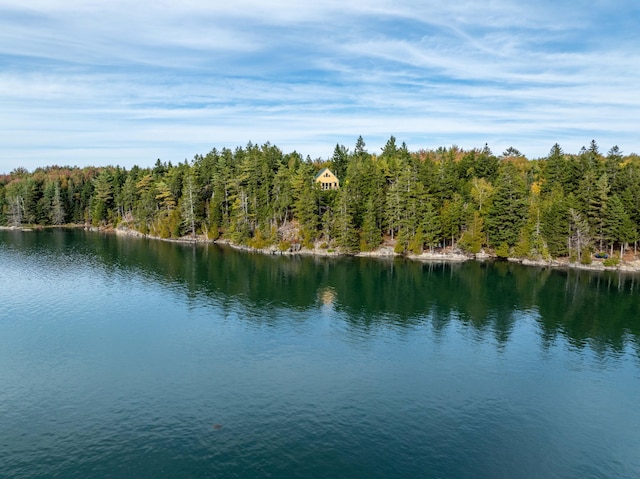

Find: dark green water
<box><xmin>1</xmin><ymin>229</ymin><xmax>639</xmax><ymax>478</ymax></box>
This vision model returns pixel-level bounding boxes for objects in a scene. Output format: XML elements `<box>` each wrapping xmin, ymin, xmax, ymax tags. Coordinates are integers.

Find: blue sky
<box><xmin>1</xmin><ymin>1</ymin><xmax>639</xmax><ymax>172</ymax></box>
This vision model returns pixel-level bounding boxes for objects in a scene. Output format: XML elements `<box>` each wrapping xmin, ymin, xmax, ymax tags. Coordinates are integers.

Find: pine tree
<box><xmin>380</xmin><ymin>135</ymin><xmax>398</xmax><ymax>159</ymax></box>
<box><xmin>589</xmin><ymin>173</ymin><xmax>610</xmax><ymax>250</ymax></box>
<box><xmin>361</xmin><ymin>197</ymin><xmax>381</xmax><ymax>251</ymax></box>
<box><xmin>51</xmin><ymin>181</ymin><xmax>65</xmax><ymax>225</ymax></box>
<box><xmin>568</xmin><ymin>208</ymin><xmax>591</xmax><ymax>262</ymax></box>
<box><xmin>542</xmin><ymin>143</ymin><xmax>564</xmax><ymax>193</ymax></box>
<box><xmin>354</xmin><ymin>136</ymin><xmax>367</xmax><ymax>156</ymax></box>
<box><xmin>135</xmin><ymin>174</ymin><xmax>156</xmax><ymax>233</ymax></box>
<box><xmin>292</xmin><ymin>164</ymin><xmax>319</xmax><ymax>247</ymax></box>
<box><xmin>540</xmin><ymin>188</ymin><xmax>569</xmax><ymax>257</ymax></box>
<box><xmin>117</xmin><ymin>175</ymin><xmax>136</xmax><ymax>220</ymax></box>
<box><xmin>605</xmin><ymin>194</ymin><xmax>637</xmax><ymax>256</ymax></box>
<box><xmin>91</xmin><ymin>169</ymin><xmax>114</xmax><ymax>225</ymax></box>
<box><xmin>485</xmin><ymin>163</ymin><xmax>527</xmax><ymax>247</ymax></box>
<box><xmin>334</xmin><ymin>188</ymin><xmax>358</xmax><ymax>252</ymax></box>
<box><xmin>421</xmin><ymin>199</ymin><xmax>442</xmax><ymax>252</ymax></box>
<box><xmin>440</xmin><ymin>194</ymin><xmax>466</xmax><ymax>248</ymax></box>
<box><xmin>331</xmin><ymin>144</ymin><xmax>349</xmax><ymax>182</ymax></box>
<box><xmin>385</xmin><ymin>174</ymin><xmax>403</xmax><ymax>240</ymax></box>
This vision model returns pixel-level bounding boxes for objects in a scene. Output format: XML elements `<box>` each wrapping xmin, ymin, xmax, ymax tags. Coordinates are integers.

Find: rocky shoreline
<box><xmin>3</xmin><ymin>224</ymin><xmax>640</xmax><ymax>273</ymax></box>
<box><xmin>114</xmin><ymin>226</ymin><xmax>640</xmax><ymax>272</ymax></box>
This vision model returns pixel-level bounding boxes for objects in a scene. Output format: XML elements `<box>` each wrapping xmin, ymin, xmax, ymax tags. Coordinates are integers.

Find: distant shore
<box><xmin>3</xmin><ymin>224</ymin><xmax>640</xmax><ymax>273</ymax></box>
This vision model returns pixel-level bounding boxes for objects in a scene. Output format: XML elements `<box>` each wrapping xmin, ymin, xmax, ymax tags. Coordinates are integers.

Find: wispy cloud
<box><xmin>0</xmin><ymin>0</ymin><xmax>639</xmax><ymax>171</ymax></box>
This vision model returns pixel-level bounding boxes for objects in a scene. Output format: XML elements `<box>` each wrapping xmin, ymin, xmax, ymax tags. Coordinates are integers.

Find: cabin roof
<box><xmin>314</xmin><ymin>167</ymin><xmax>335</xmax><ymax>180</ymax></box>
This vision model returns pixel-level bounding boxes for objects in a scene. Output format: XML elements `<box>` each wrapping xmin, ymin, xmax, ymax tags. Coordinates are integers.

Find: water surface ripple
<box><xmin>1</xmin><ymin>229</ymin><xmax>639</xmax><ymax>478</ymax></box>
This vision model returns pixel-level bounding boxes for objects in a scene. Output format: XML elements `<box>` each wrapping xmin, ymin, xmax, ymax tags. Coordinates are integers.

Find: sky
<box><xmin>1</xmin><ymin>1</ymin><xmax>639</xmax><ymax>172</ymax></box>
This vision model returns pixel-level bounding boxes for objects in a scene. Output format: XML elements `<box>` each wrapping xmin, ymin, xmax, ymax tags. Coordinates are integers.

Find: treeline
<box><xmin>2</xmin><ymin>137</ymin><xmax>640</xmax><ymax>261</ymax></box>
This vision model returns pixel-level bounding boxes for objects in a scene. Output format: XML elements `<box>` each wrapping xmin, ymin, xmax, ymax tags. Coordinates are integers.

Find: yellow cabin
<box><xmin>314</xmin><ymin>167</ymin><xmax>340</xmax><ymax>190</ymax></box>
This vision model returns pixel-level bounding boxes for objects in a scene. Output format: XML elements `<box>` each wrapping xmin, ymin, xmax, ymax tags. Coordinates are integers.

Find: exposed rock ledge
<box><xmin>5</xmin><ymin>225</ymin><xmax>640</xmax><ymax>272</ymax></box>
<box><xmin>509</xmin><ymin>256</ymin><xmax>640</xmax><ymax>272</ymax></box>
<box><xmin>406</xmin><ymin>251</ymin><xmax>469</xmax><ymax>262</ymax></box>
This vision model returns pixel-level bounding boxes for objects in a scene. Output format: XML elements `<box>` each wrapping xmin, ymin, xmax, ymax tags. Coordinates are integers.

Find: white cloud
<box><xmin>0</xmin><ymin>0</ymin><xmax>639</xmax><ymax>171</ymax></box>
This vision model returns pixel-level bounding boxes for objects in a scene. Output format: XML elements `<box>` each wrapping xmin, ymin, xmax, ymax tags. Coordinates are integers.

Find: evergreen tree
<box><xmin>118</xmin><ymin>175</ymin><xmax>137</xmax><ymax>220</ymax></box>
<box><xmin>605</xmin><ymin>194</ymin><xmax>637</xmax><ymax>256</ymax></box>
<box><xmin>292</xmin><ymin>163</ymin><xmax>319</xmax><ymax>247</ymax></box>
<box><xmin>50</xmin><ymin>181</ymin><xmax>65</xmax><ymax>225</ymax></box>
<box><xmin>440</xmin><ymin>194</ymin><xmax>466</xmax><ymax>248</ymax></box>
<box><xmin>331</xmin><ymin>144</ymin><xmax>349</xmax><ymax>184</ymax></box>
<box><xmin>586</xmin><ymin>173</ymin><xmax>610</xmax><ymax>250</ymax></box>
<box><xmin>3</xmin><ymin>139</ymin><xmax>640</xmax><ymax>262</ymax></box>
<box><xmin>459</xmin><ymin>211</ymin><xmax>485</xmax><ymax>254</ymax></box>
<box><xmin>334</xmin><ymin>188</ymin><xmax>358</xmax><ymax>252</ymax></box>
<box><xmin>380</xmin><ymin>135</ymin><xmax>398</xmax><ymax>159</ymax></box>
<box><xmin>606</xmin><ymin>145</ymin><xmax>622</xmax><ymax>183</ymax></box>
<box><xmin>135</xmin><ymin>174</ymin><xmax>156</xmax><ymax>233</ymax></box>
<box><xmin>384</xmin><ymin>171</ymin><xmax>403</xmax><ymax>239</ymax></box>
<box><xmin>91</xmin><ymin>170</ymin><xmax>114</xmax><ymax>225</ymax></box>
<box><xmin>421</xmin><ymin>199</ymin><xmax>442</xmax><ymax>252</ymax></box>
<box><xmin>485</xmin><ymin>163</ymin><xmax>528</xmax><ymax>247</ymax></box>
<box><xmin>568</xmin><ymin>208</ymin><xmax>591</xmax><ymax>262</ymax></box>
<box><xmin>542</xmin><ymin>143</ymin><xmax>565</xmax><ymax>194</ymax></box>
<box><xmin>361</xmin><ymin>197</ymin><xmax>381</xmax><ymax>251</ymax></box>
<box><xmin>272</xmin><ymin>160</ymin><xmax>294</xmax><ymax>225</ymax></box>
<box><xmin>354</xmin><ymin>135</ymin><xmax>367</xmax><ymax>156</ymax></box>
<box><xmin>435</xmin><ymin>155</ymin><xmax>461</xmax><ymax>201</ymax></box>
<box><xmin>541</xmin><ymin>188</ymin><xmax>570</xmax><ymax>257</ymax></box>
<box><xmin>181</xmin><ymin>173</ymin><xmax>198</xmax><ymax>239</ymax></box>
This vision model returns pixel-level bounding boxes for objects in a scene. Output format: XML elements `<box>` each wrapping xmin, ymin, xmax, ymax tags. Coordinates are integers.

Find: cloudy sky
<box><xmin>1</xmin><ymin>1</ymin><xmax>639</xmax><ymax>172</ymax></box>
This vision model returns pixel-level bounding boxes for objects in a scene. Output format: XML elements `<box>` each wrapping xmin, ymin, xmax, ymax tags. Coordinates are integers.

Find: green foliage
<box><xmin>541</xmin><ymin>188</ymin><xmax>570</xmax><ymax>258</ymax></box>
<box><xmin>486</xmin><ymin>162</ymin><xmax>527</xmax><ymax>247</ymax></box>
<box><xmin>334</xmin><ymin>188</ymin><xmax>358</xmax><ymax>252</ymax></box>
<box><xmin>569</xmin><ymin>250</ymin><xmax>578</xmax><ymax>263</ymax></box>
<box><xmin>513</xmin><ymin>231</ymin><xmax>532</xmax><ymax>258</ymax></box>
<box><xmin>458</xmin><ymin>212</ymin><xmax>485</xmax><ymax>254</ymax></box>
<box><xmin>421</xmin><ymin>202</ymin><xmax>441</xmax><ymax>253</ymax></box>
<box><xmin>91</xmin><ymin>169</ymin><xmax>114</xmax><ymax>225</ymax></box>
<box><xmin>542</xmin><ymin>143</ymin><xmax>565</xmax><ymax>194</ymax></box>
<box><xmin>4</xmin><ymin>138</ymin><xmax>640</xmax><ymax>266</ymax></box>
<box><xmin>602</xmin><ymin>256</ymin><xmax>620</xmax><ymax>267</ymax></box>
<box><xmin>569</xmin><ymin>208</ymin><xmax>592</xmax><ymax>263</ymax></box>
<box><xmin>495</xmin><ymin>242</ymin><xmax>510</xmax><ymax>259</ymax></box>
<box><xmin>408</xmin><ymin>231</ymin><xmax>424</xmax><ymax>255</ymax></box>
<box><xmin>394</xmin><ymin>230</ymin><xmax>408</xmax><ymax>254</ymax></box>
<box><xmin>207</xmin><ymin>222</ymin><xmax>220</xmax><ymax>241</ymax></box>
<box><xmin>469</xmin><ymin>177</ymin><xmax>494</xmax><ymax>214</ymax></box>
<box><xmin>293</xmin><ymin>164</ymin><xmax>319</xmax><ymax>243</ymax></box>
<box><xmin>457</xmin><ymin>146</ymin><xmax>498</xmax><ymax>182</ymax></box>
<box><xmin>331</xmin><ymin>144</ymin><xmax>349</xmax><ymax>182</ymax></box>
<box><xmin>360</xmin><ymin>197</ymin><xmax>380</xmax><ymax>252</ymax></box>
<box><xmin>440</xmin><ymin>194</ymin><xmax>466</xmax><ymax>248</ymax></box>
<box><xmin>248</xmin><ymin>228</ymin><xmax>270</xmax><ymax>249</ymax></box>
<box><xmin>278</xmin><ymin>240</ymin><xmax>291</xmax><ymax>252</ymax></box>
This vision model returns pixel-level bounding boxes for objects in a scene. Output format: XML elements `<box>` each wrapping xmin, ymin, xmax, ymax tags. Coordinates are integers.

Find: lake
<box><xmin>1</xmin><ymin>229</ymin><xmax>639</xmax><ymax>478</ymax></box>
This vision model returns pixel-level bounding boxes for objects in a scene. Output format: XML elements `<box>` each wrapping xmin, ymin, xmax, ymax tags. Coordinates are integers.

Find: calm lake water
<box><xmin>1</xmin><ymin>229</ymin><xmax>639</xmax><ymax>478</ymax></box>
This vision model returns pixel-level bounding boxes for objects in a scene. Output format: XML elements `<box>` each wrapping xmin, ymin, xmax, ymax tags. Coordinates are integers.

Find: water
<box><xmin>1</xmin><ymin>229</ymin><xmax>639</xmax><ymax>478</ymax></box>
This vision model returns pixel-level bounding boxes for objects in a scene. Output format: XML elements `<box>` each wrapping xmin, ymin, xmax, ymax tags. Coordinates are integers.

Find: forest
<box><xmin>1</xmin><ymin>136</ymin><xmax>639</xmax><ymax>263</ymax></box>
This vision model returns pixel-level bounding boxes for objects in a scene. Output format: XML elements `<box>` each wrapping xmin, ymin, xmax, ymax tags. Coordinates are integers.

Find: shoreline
<box><xmin>3</xmin><ymin>224</ymin><xmax>640</xmax><ymax>273</ymax></box>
